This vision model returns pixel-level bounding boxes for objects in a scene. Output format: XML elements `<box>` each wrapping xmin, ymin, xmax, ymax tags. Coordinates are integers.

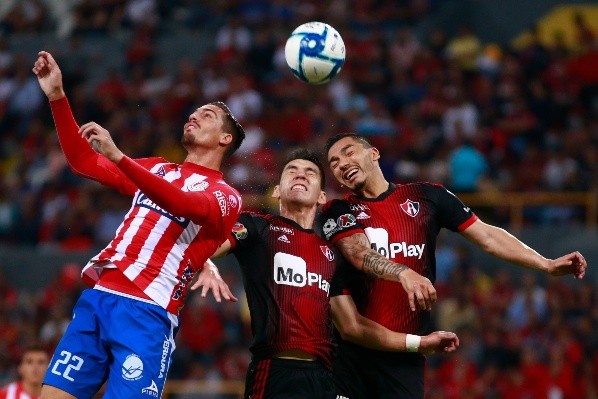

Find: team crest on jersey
<box><xmin>320</xmin><ymin>245</ymin><xmax>334</xmax><ymax>261</ymax></box>
<box><xmin>187</xmin><ymin>181</ymin><xmax>209</xmax><ymax>191</ymax></box>
<box><xmin>232</xmin><ymin>222</ymin><xmax>248</xmax><ymax>240</ymax></box>
<box><xmin>400</xmin><ymin>199</ymin><xmax>420</xmax><ymax>217</ymax></box>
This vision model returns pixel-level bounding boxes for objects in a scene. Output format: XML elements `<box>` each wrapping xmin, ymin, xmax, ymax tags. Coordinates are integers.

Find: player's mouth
<box><xmin>185</xmin><ymin>122</ymin><xmax>199</xmax><ymax>130</ymax></box>
<box><xmin>342</xmin><ymin>168</ymin><xmax>359</xmax><ymax>183</ymax></box>
<box><xmin>291</xmin><ymin>184</ymin><xmax>307</xmax><ymax>192</ymax></box>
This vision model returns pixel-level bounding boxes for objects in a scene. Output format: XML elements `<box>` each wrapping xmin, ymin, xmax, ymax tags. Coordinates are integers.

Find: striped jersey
<box><xmin>322</xmin><ymin>182</ymin><xmax>477</xmax><ymax>334</ymax></box>
<box><xmin>230</xmin><ymin>213</ymin><xmax>337</xmax><ymax>369</ymax></box>
<box><xmin>0</xmin><ymin>382</ymin><xmax>38</xmax><ymax>399</ymax></box>
<box><xmin>50</xmin><ymin>97</ymin><xmax>241</xmax><ymax>314</ymax></box>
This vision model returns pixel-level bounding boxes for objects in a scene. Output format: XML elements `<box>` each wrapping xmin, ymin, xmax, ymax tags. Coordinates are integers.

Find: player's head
<box><xmin>325</xmin><ymin>133</ymin><xmax>381</xmax><ymax>193</ymax></box>
<box><xmin>273</xmin><ymin>148</ymin><xmax>327</xmax><ymax>207</ymax></box>
<box><xmin>182</xmin><ymin>101</ymin><xmax>245</xmax><ymax>159</ymax></box>
<box><xmin>18</xmin><ymin>344</ymin><xmax>49</xmax><ymax>387</ymax></box>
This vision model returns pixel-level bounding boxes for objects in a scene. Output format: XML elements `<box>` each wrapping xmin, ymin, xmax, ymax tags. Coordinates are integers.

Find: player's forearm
<box><xmin>349</xmin><ymin>317</ymin><xmax>408</xmax><ymax>352</ymax></box>
<box><xmin>336</xmin><ymin>234</ymin><xmax>409</xmax><ymax>282</ymax></box>
<box><xmin>478</xmin><ymin>226</ymin><xmax>548</xmax><ymax>272</ymax></box>
<box><xmin>50</xmin><ymin>96</ymin><xmax>101</xmax><ymax>176</ymax></box>
<box><xmin>118</xmin><ymin>156</ymin><xmax>212</xmax><ymax>223</ymax></box>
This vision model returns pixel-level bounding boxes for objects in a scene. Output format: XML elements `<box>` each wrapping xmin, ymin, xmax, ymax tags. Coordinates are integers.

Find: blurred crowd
<box><xmin>0</xmin><ymin>0</ymin><xmax>597</xmax><ymax>397</ymax></box>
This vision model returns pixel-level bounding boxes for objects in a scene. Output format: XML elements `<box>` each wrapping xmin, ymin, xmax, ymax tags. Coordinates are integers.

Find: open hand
<box><xmin>191</xmin><ymin>261</ymin><xmax>238</xmax><ymax>303</ymax></box>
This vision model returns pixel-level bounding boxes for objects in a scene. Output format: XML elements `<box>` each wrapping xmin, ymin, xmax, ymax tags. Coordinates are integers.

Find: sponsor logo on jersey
<box><xmin>356</xmin><ymin>211</ymin><xmax>370</xmax><ymax>220</ymax></box>
<box><xmin>322</xmin><ymin>214</ymin><xmax>357</xmax><ymax>240</ymax></box>
<box><xmin>350</xmin><ymin>204</ymin><xmax>369</xmax><ymax>211</ymax></box>
<box><xmin>136</xmin><ymin>193</ymin><xmax>189</xmax><ymax>227</ymax></box>
<box><xmin>142</xmin><ymin>380</ymin><xmax>159</xmax><ymax>397</ymax></box>
<box><xmin>269</xmin><ymin>225</ymin><xmax>295</xmax><ymax>235</ymax></box>
<box><xmin>213</xmin><ymin>190</ymin><xmax>229</xmax><ymax>216</ymax></box>
<box><xmin>122</xmin><ymin>354</ymin><xmax>143</xmax><ymax>381</ymax></box>
<box><xmin>232</xmin><ymin>222</ymin><xmax>248</xmax><ymax>240</ymax></box>
<box><xmin>172</xmin><ymin>262</ymin><xmax>194</xmax><ymax>300</ymax></box>
<box><xmin>365</xmin><ymin>227</ymin><xmax>426</xmax><ymax>260</ymax></box>
<box><xmin>371</xmin><ymin>241</ymin><xmax>425</xmax><ymax>260</ymax></box>
<box><xmin>320</xmin><ymin>245</ymin><xmax>334</xmax><ymax>261</ymax></box>
<box><xmin>273</xmin><ymin>253</ymin><xmax>330</xmax><ymax>295</ymax></box>
<box><xmin>155</xmin><ymin>167</ymin><xmax>166</xmax><ymax>177</ymax></box>
<box><xmin>187</xmin><ymin>181</ymin><xmax>209</xmax><ymax>191</ymax></box>
<box><xmin>228</xmin><ymin>194</ymin><xmax>238</xmax><ymax>209</ymax></box>
<box><xmin>158</xmin><ymin>335</ymin><xmax>170</xmax><ymax>379</ymax></box>
<box><xmin>400</xmin><ymin>199</ymin><xmax>420</xmax><ymax>217</ymax></box>
<box><xmin>278</xmin><ymin>235</ymin><xmax>291</xmax><ymax>243</ymax></box>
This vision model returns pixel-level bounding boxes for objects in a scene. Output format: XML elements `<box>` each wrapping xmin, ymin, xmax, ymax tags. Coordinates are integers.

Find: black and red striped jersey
<box><xmin>322</xmin><ymin>182</ymin><xmax>477</xmax><ymax>335</ymax></box>
<box><xmin>230</xmin><ymin>212</ymin><xmax>337</xmax><ymax>368</ymax></box>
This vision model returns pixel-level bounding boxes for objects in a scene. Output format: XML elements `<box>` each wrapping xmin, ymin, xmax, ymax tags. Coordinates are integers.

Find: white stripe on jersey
<box><xmin>2</xmin><ymin>382</ymin><xmax>36</xmax><ymax>399</ymax></box>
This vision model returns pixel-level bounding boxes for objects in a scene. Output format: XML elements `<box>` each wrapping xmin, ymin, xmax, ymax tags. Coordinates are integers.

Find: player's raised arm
<box><xmin>461</xmin><ymin>219</ymin><xmax>587</xmax><ymax>279</ymax></box>
<box><xmin>33</xmin><ymin>51</ymin><xmax>136</xmax><ymax>194</ymax></box>
<box><xmin>330</xmin><ymin>295</ymin><xmax>458</xmax><ymax>354</ymax></box>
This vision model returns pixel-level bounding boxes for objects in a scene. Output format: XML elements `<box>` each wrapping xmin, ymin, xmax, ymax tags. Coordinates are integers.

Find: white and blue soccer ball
<box><xmin>284</xmin><ymin>22</ymin><xmax>346</xmax><ymax>85</ymax></box>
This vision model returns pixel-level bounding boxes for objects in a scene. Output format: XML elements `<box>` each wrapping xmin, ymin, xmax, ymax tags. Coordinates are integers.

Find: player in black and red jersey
<box><xmin>322</xmin><ymin>133</ymin><xmax>588</xmax><ymax>399</ymax></box>
<box><xmin>194</xmin><ymin>148</ymin><xmax>459</xmax><ymax>399</ymax></box>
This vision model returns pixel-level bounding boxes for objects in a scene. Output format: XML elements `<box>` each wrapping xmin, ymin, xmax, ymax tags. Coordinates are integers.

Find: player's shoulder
<box><xmin>399</xmin><ymin>181</ymin><xmax>451</xmax><ymax>196</ymax></box>
<box><xmin>322</xmin><ymin>196</ymin><xmax>352</xmax><ymax>212</ymax></box>
<box><xmin>133</xmin><ymin>156</ymin><xmax>170</xmax><ymax>168</ymax></box>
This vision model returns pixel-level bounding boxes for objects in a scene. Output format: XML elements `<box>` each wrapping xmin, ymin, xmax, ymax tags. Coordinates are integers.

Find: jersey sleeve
<box><xmin>49</xmin><ymin>97</ymin><xmax>138</xmax><ymax>195</ymax></box>
<box><xmin>320</xmin><ymin>199</ymin><xmax>364</xmax><ymax>243</ymax></box>
<box><xmin>229</xmin><ymin>212</ymin><xmax>261</xmax><ymax>253</ymax></box>
<box><xmin>329</xmin><ymin>255</ymin><xmax>352</xmax><ymax>297</ymax></box>
<box><xmin>430</xmin><ymin>185</ymin><xmax>478</xmax><ymax>231</ymax></box>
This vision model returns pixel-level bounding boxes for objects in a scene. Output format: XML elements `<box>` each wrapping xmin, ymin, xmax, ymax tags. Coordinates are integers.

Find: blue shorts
<box><xmin>44</xmin><ymin>288</ymin><xmax>180</xmax><ymax>399</ymax></box>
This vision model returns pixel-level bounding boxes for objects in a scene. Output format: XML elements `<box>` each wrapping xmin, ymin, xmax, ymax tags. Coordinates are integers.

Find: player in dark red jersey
<box><xmin>322</xmin><ymin>133</ymin><xmax>588</xmax><ymax>399</ymax></box>
<box><xmin>0</xmin><ymin>344</ymin><xmax>49</xmax><ymax>399</ymax></box>
<box><xmin>32</xmin><ymin>51</ymin><xmax>244</xmax><ymax>399</ymax></box>
<box><xmin>193</xmin><ymin>148</ymin><xmax>459</xmax><ymax>399</ymax></box>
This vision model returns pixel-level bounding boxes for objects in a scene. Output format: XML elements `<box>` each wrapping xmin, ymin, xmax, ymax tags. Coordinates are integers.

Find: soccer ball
<box><xmin>284</xmin><ymin>22</ymin><xmax>346</xmax><ymax>85</ymax></box>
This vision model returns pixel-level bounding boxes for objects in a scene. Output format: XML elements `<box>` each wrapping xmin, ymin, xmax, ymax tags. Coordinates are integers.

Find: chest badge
<box><xmin>320</xmin><ymin>245</ymin><xmax>335</xmax><ymax>261</ymax></box>
<box><xmin>400</xmin><ymin>199</ymin><xmax>420</xmax><ymax>217</ymax></box>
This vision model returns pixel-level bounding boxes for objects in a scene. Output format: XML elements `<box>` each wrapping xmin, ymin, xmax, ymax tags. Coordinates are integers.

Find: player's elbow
<box><xmin>336</xmin><ymin>320</ymin><xmax>362</xmax><ymax>341</ymax></box>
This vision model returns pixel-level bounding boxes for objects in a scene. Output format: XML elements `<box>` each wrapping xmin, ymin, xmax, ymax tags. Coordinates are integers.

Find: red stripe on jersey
<box><xmin>457</xmin><ymin>214</ymin><xmax>478</xmax><ymax>231</ymax></box>
<box><xmin>251</xmin><ymin>359</ymin><xmax>271</xmax><ymax>399</ymax></box>
<box><xmin>133</xmin><ymin>220</ymin><xmax>181</xmax><ymax>290</ymax></box>
<box><xmin>97</xmin><ymin>205</ymin><xmax>146</xmax><ymax>260</ymax></box>
<box><xmin>330</xmin><ymin>227</ymin><xmax>364</xmax><ymax>244</ymax></box>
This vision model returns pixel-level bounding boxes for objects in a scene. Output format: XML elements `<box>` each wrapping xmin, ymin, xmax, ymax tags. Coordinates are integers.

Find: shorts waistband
<box><xmin>95</xmin><ymin>267</ymin><xmax>153</xmax><ymax>301</ymax></box>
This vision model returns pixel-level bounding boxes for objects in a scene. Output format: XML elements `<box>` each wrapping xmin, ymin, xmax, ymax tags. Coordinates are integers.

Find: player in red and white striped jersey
<box><xmin>33</xmin><ymin>51</ymin><xmax>244</xmax><ymax>399</ymax></box>
<box><xmin>0</xmin><ymin>345</ymin><xmax>49</xmax><ymax>399</ymax></box>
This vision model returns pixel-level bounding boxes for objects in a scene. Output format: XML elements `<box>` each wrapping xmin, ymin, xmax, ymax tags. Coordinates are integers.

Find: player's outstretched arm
<box><xmin>33</xmin><ymin>51</ymin><xmax>134</xmax><ymax>192</ymax></box>
<box><xmin>330</xmin><ymin>295</ymin><xmax>458</xmax><ymax>354</ymax></box>
<box><xmin>191</xmin><ymin>258</ymin><xmax>238</xmax><ymax>303</ymax></box>
<box><xmin>461</xmin><ymin>219</ymin><xmax>587</xmax><ymax>279</ymax></box>
<box><xmin>334</xmin><ymin>233</ymin><xmax>436</xmax><ymax>311</ymax></box>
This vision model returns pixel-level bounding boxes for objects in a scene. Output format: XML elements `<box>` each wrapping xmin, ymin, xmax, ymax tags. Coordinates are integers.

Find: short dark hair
<box><xmin>280</xmin><ymin>148</ymin><xmax>326</xmax><ymax>189</ymax></box>
<box><xmin>210</xmin><ymin>101</ymin><xmax>246</xmax><ymax>159</ymax></box>
<box><xmin>324</xmin><ymin>133</ymin><xmax>373</xmax><ymax>155</ymax></box>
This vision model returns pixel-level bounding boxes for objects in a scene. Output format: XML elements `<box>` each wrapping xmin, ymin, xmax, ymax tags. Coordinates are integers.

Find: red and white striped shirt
<box><xmin>50</xmin><ymin>97</ymin><xmax>242</xmax><ymax>314</ymax></box>
<box><xmin>0</xmin><ymin>382</ymin><xmax>39</xmax><ymax>399</ymax></box>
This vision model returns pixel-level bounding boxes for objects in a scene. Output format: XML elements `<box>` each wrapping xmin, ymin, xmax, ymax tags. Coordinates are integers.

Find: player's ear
<box><xmin>317</xmin><ymin>190</ymin><xmax>327</xmax><ymax>206</ymax></box>
<box><xmin>272</xmin><ymin>185</ymin><xmax>281</xmax><ymax>199</ymax></box>
<box><xmin>370</xmin><ymin>146</ymin><xmax>380</xmax><ymax>161</ymax></box>
<box><xmin>219</xmin><ymin>132</ymin><xmax>233</xmax><ymax>146</ymax></box>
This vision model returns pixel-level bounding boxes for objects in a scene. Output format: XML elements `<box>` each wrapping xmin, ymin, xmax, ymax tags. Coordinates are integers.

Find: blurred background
<box><xmin>0</xmin><ymin>0</ymin><xmax>597</xmax><ymax>398</ymax></box>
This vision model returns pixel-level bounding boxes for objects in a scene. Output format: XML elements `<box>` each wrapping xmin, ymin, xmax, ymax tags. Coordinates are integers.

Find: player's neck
<box><xmin>22</xmin><ymin>380</ymin><xmax>42</xmax><ymax>397</ymax></box>
<box><xmin>184</xmin><ymin>150</ymin><xmax>223</xmax><ymax>171</ymax></box>
<box><xmin>358</xmin><ymin>175</ymin><xmax>390</xmax><ymax>198</ymax></box>
<box><xmin>279</xmin><ymin>203</ymin><xmax>317</xmax><ymax>229</ymax></box>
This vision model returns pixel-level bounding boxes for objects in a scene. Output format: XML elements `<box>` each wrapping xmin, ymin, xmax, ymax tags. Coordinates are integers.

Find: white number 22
<box><xmin>51</xmin><ymin>350</ymin><xmax>84</xmax><ymax>382</ymax></box>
